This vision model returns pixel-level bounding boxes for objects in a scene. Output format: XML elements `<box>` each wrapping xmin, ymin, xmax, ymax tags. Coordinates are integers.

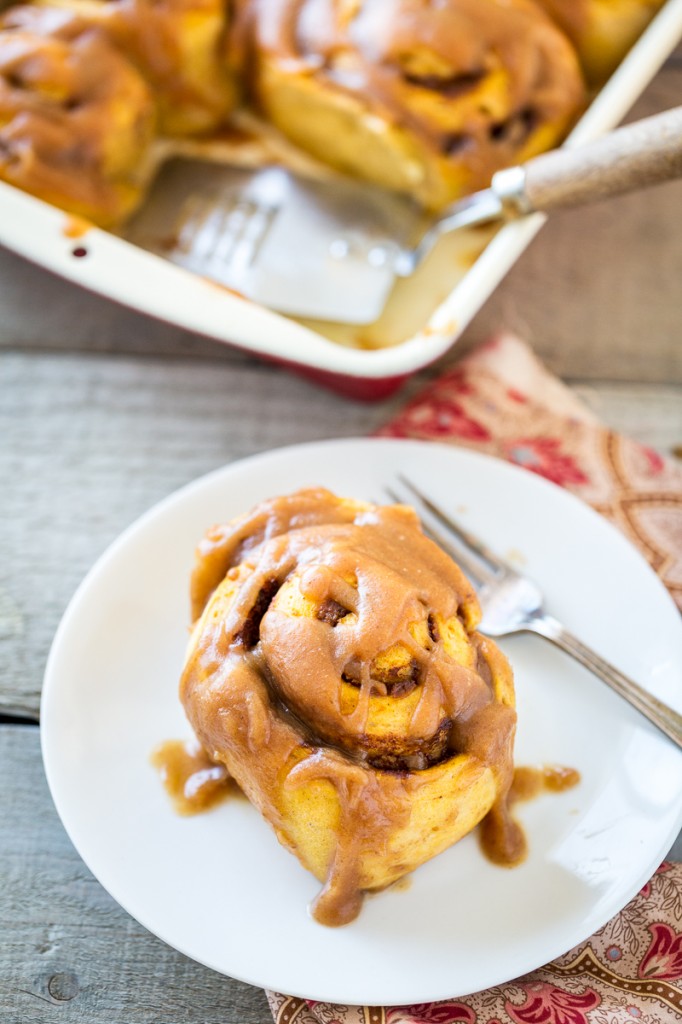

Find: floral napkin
<box><xmin>268</xmin><ymin>862</ymin><xmax>682</xmax><ymax>1023</ymax></box>
<box><xmin>377</xmin><ymin>333</ymin><xmax>681</xmax><ymax>610</ymax></box>
<box><xmin>267</xmin><ymin>334</ymin><xmax>682</xmax><ymax>1024</ymax></box>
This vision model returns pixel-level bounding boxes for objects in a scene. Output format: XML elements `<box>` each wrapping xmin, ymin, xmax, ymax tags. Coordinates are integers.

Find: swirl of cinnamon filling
<box><xmin>0</xmin><ymin>5</ymin><xmax>157</xmax><ymax>224</ymax></box>
<box><xmin>243</xmin><ymin>0</ymin><xmax>586</xmax><ymax>208</ymax></box>
<box><xmin>181</xmin><ymin>489</ymin><xmax>520</xmax><ymax>926</ymax></box>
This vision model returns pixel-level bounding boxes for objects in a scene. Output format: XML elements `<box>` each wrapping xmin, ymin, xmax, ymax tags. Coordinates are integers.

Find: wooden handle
<box><xmin>520</xmin><ymin>107</ymin><xmax>682</xmax><ymax>212</ymax></box>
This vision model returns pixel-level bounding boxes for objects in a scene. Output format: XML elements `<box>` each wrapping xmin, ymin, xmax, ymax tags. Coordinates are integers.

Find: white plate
<box><xmin>41</xmin><ymin>439</ymin><xmax>682</xmax><ymax>1005</ymax></box>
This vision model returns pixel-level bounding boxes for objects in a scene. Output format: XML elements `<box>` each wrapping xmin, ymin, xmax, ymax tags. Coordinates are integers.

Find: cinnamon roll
<box><xmin>244</xmin><ymin>0</ymin><xmax>585</xmax><ymax>209</ymax></box>
<box><xmin>33</xmin><ymin>0</ymin><xmax>237</xmax><ymax>134</ymax></box>
<box><xmin>181</xmin><ymin>489</ymin><xmax>521</xmax><ymax>926</ymax></box>
<box><xmin>533</xmin><ymin>0</ymin><xmax>665</xmax><ymax>83</ymax></box>
<box><xmin>0</xmin><ymin>5</ymin><xmax>156</xmax><ymax>224</ymax></box>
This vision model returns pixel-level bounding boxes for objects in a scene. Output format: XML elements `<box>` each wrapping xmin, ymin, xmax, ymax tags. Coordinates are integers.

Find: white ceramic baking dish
<box><xmin>1</xmin><ymin>0</ymin><xmax>681</xmax><ymax>398</ymax></box>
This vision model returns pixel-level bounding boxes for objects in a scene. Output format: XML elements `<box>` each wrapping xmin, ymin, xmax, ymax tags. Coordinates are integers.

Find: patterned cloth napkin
<box><xmin>377</xmin><ymin>333</ymin><xmax>681</xmax><ymax>610</ymax></box>
<box><xmin>268</xmin><ymin>862</ymin><xmax>682</xmax><ymax>1023</ymax></box>
<box><xmin>267</xmin><ymin>334</ymin><xmax>682</xmax><ymax>1024</ymax></box>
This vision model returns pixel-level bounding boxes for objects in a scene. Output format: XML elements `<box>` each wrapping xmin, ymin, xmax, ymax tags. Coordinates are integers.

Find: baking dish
<box><xmin>1</xmin><ymin>0</ymin><xmax>681</xmax><ymax>399</ymax></box>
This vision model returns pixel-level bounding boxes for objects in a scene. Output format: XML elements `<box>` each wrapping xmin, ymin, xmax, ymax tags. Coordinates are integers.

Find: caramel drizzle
<box><xmin>530</xmin><ymin>0</ymin><xmax>591</xmax><ymax>48</ymax></box>
<box><xmin>250</xmin><ymin>0</ymin><xmax>585</xmax><ymax>177</ymax></box>
<box><xmin>87</xmin><ymin>0</ymin><xmax>234</xmax><ymax>123</ymax></box>
<box><xmin>0</xmin><ymin>7</ymin><xmax>155</xmax><ymax>221</ymax></box>
<box><xmin>180</xmin><ymin>488</ymin><xmax>519</xmax><ymax>925</ymax></box>
<box><xmin>151</xmin><ymin>737</ymin><xmax>238</xmax><ymax>814</ymax></box>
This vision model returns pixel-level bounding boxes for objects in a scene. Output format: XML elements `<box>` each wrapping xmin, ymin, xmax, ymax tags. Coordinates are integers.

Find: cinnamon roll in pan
<box><xmin>181</xmin><ymin>489</ymin><xmax>519</xmax><ymax>926</ymax></box>
<box><xmin>0</xmin><ymin>5</ymin><xmax>156</xmax><ymax>224</ymax></box>
<box><xmin>247</xmin><ymin>0</ymin><xmax>585</xmax><ymax>209</ymax></box>
<box><xmin>533</xmin><ymin>0</ymin><xmax>665</xmax><ymax>83</ymax></box>
<box><xmin>32</xmin><ymin>0</ymin><xmax>237</xmax><ymax>134</ymax></box>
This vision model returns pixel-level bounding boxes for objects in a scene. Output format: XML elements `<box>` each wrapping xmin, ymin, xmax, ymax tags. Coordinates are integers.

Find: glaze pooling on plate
<box><xmin>41</xmin><ymin>440</ymin><xmax>682</xmax><ymax>1004</ymax></box>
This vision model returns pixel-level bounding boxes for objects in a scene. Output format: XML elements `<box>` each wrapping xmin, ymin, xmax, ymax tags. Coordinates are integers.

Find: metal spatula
<box><xmin>125</xmin><ymin>106</ymin><xmax>682</xmax><ymax>324</ymax></box>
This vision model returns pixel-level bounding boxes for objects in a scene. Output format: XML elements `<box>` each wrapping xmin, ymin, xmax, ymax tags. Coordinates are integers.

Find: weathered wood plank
<box><xmin>0</xmin><ymin>725</ymin><xmax>270</xmax><ymax>1024</ymax></box>
<box><xmin>0</xmin><ymin>65</ymin><xmax>680</xmax><ymax>382</ymax></box>
<box><xmin>0</xmin><ymin>351</ymin><xmax>412</xmax><ymax>718</ymax></box>
<box><xmin>2</xmin><ymin>351</ymin><xmax>681</xmax><ymax>719</ymax></box>
<box><xmin>1</xmin><ymin>725</ymin><xmax>679</xmax><ymax>1024</ymax></box>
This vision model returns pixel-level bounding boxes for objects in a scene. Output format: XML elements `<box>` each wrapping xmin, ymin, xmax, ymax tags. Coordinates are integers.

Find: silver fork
<box><xmin>387</xmin><ymin>476</ymin><xmax>682</xmax><ymax>750</ymax></box>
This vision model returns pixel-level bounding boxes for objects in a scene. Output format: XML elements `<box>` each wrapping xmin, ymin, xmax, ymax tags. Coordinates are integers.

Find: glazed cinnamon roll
<box><xmin>533</xmin><ymin>0</ymin><xmax>665</xmax><ymax>83</ymax></box>
<box><xmin>181</xmin><ymin>489</ymin><xmax>521</xmax><ymax>926</ymax></box>
<box><xmin>33</xmin><ymin>0</ymin><xmax>237</xmax><ymax>134</ymax></box>
<box><xmin>244</xmin><ymin>0</ymin><xmax>585</xmax><ymax>209</ymax></box>
<box><xmin>0</xmin><ymin>5</ymin><xmax>156</xmax><ymax>224</ymax></box>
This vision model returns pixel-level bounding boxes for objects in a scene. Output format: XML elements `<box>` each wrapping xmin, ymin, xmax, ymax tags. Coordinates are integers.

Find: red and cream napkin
<box><xmin>267</xmin><ymin>334</ymin><xmax>682</xmax><ymax>1024</ymax></box>
<box><xmin>377</xmin><ymin>333</ymin><xmax>681</xmax><ymax>611</ymax></box>
<box><xmin>267</xmin><ymin>862</ymin><xmax>682</xmax><ymax>1024</ymax></box>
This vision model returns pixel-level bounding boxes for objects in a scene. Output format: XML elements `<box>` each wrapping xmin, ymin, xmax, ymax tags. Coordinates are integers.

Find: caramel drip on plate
<box><xmin>512</xmin><ymin>763</ymin><xmax>581</xmax><ymax>800</ymax></box>
<box><xmin>151</xmin><ymin>737</ymin><xmax>239</xmax><ymax>814</ymax></box>
<box><xmin>181</xmin><ymin>489</ymin><xmax>522</xmax><ymax>926</ymax></box>
<box><xmin>479</xmin><ymin>763</ymin><xmax>581</xmax><ymax>866</ymax></box>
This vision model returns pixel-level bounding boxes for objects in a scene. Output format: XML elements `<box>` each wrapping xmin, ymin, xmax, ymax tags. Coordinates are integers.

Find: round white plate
<box><xmin>42</xmin><ymin>439</ymin><xmax>682</xmax><ymax>1005</ymax></box>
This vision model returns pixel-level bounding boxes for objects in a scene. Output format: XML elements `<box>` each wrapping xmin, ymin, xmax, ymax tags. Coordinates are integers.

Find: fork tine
<box><xmin>397</xmin><ymin>475</ymin><xmax>506</xmax><ymax>575</ymax></box>
<box><xmin>383</xmin><ymin>485</ymin><xmax>494</xmax><ymax>588</ymax></box>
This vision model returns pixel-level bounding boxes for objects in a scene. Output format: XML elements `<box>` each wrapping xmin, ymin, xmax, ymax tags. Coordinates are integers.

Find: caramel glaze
<box><xmin>151</xmin><ymin>737</ymin><xmax>239</xmax><ymax>814</ymax></box>
<box><xmin>247</xmin><ymin>0</ymin><xmax>585</xmax><ymax>184</ymax></box>
<box><xmin>480</xmin><ymin>763</ymin><xmax>581</xmax><ymax>866</ymax></box>
<box><xmin>181</xmin><ymin>489</ymin><xmax>520</xmax><ymax>927</ymax></box>
<box><xmin>62</xmin><ymin>213</ymin><xmax>92</xmax><ymax>238</ymax></box>
<box><xmin>531</xmin><ymin>0</ymin><xmax>589</xmax><ymax>46</ymax></box>
<box><xmin>512</xmin><ymin>763</ymin><xmax>581</xmax><ymax>800</ymax></box>
<box><xmin>0</xmin><ymin>6</ymin><xmax>155</xmax><ymax>222</ymax></box>
<box><xmin>87</xmin><ymin>0</ymin><xmax>235</xmax><ymax>131</ymax></box>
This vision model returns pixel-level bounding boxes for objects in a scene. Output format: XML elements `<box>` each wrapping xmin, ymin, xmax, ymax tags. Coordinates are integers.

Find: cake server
<box><xmin>125</xmin><ymin>106</ymin><xmax>682</xmax><ymax>324</ymax></box>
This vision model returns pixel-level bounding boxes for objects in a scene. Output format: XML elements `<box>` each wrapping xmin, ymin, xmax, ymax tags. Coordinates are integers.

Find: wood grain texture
<box><xmin>0</xmin><ymin>66</ymin><xmax>680</xmax><ymax>383</ymax></box>
<box><xmin>2</xmin><ymin>350</ymin><xmax>681</xmax><ymax>719</ymax></box>
<box><xmin>0</xmin><ymin>351</ymin><xmax>408</xmax><ymax>717</ymax></box>
<box><xmin>0</xmin><ymin>725</ymin><xmax>270</xmax><ymax>1024</ymax></box>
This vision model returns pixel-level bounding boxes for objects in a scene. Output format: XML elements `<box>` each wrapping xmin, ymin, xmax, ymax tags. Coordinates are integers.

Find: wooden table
<box><xmin>1</xmin><ymin>55</ymin><xmax>682</xmax><ymax>1023</ymax></box>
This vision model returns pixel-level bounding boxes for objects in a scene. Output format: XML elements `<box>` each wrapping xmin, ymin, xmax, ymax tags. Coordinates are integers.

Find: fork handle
<box><xmin>528</xmin><ymin>614</ymin><xmax>682</xmax><ymax>749</ymax></box>
<box><xmin>493</xmin><ymin>106</ymin><xmax>682</xmax><ymax>215</ymax></box>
